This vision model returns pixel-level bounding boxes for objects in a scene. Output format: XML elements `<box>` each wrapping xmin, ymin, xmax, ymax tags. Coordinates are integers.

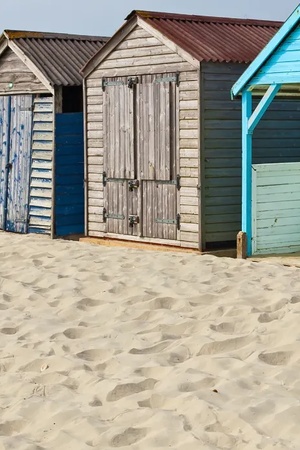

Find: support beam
<box><xmin>242</xmin><ymin>90</ymin><xmax>253</xmax><ymax>256</ymax></box>
<box><xmin>248</xmin><ymin>84</ymin><xmax>281</xmax><ymax>134</ymax></box>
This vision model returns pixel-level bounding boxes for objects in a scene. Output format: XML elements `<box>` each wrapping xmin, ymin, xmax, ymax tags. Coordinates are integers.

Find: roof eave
<box><xmin>81</xmin><ymin>15</ymin><xmax>138</xmax><ymax>77</ymax></box>
<box><xmin>231</xmin><ymin>5</ymin><xmax>300</xmax><ymax>97</ymax></box>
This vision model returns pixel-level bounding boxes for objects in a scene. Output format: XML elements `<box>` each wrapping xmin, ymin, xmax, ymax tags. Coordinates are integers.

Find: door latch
<box><xmin>5</xmin><ymin>162</ymin><xmax>12</xmax><ymax>170</ymax></box>
<box><xmin>128</xmin><ymin>215</ymin><xmax>139</xmax><ymax>227</ymax></box>
<box><xmin>128</xmin><ymin>179</ymin><xmax>139</xmax><ymax>191</ymax></box>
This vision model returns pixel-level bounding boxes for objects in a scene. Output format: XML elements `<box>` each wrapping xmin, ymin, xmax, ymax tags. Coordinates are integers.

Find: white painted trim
<box><xmin>137</xmin><ymin>17</ymin><xmax>199</xmax><ymax>69</ymax></box>
<box><xmin>7</xmin><ymin>40</ymin><xmax>54</xmax><ymax>94</ymax></box>
<box><xmin>252</xmin><ymin>166</ymin><xmax>257</xmax><ymax>255</ymax></box>
<box><xmin>82</xmin><ymin>18</ymin><xmax>138</xmax><ymax>77</ymax></box>
<box><xmin>0</xmin><ymin>40</ymin><xmax>8</xmax><ymax>56</ymax></box>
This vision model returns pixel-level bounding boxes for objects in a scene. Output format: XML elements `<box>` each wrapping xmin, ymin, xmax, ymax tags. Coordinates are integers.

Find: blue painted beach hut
<box><xmin>0</xmin><ymin>30</ymin><xmax>108</xmax><ymax>237</ymax></box>
<box><xmin>232</xmin><ymin>5</ymin><xmax>300</xmax><ymax>256</ymax></box>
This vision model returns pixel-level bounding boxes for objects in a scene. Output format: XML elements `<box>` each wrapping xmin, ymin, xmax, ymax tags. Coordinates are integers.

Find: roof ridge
<box><xmin>126</xmin><ymin>10</ymin><xmax>283</xmax><ymax>28</ymax></box>
<box><xmin>4</xmin><ymin>30</ymin><xmax>109</xmax><ymax>41</ymax></box>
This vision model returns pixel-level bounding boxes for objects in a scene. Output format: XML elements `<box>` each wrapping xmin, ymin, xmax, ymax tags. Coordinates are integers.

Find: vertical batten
<box><xmin>241</xmin><ymin>90</ymin><xmax>252</xmax><ymax>256</ymax></box>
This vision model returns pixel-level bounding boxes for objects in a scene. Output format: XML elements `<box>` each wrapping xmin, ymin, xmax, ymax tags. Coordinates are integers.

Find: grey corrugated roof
<box><xmin>3</xmin><ymin>30</ymin><xmax>109</xmax><ymax>86</ymax></box>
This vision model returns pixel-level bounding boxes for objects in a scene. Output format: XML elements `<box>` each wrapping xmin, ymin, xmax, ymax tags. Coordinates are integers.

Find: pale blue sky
<box><xmin>1</xmin><ymin>0</ymin><xmax>299</xmax><ymax>36</ymax></box>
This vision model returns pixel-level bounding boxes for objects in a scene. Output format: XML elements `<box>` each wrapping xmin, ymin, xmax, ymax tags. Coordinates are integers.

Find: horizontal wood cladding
<box><xmin>0</xmin><ymin>48</ymin><xmax>46</xmax><ymax>95</ymax></box>
<box><xmin>88</xmin><ymin>26</ymin><xmax>193</xmax><ymax>78</ymax></box>
<box><xmin>86</xmin><ymin>24</ymin><xmax>199</xmax><ymax>247</ymax></box>
<box><xmin>202</xmin><ymin>61</ymin><xmax>300</xmax><ymax>246</ymax></box>
<box><xmin>252</xmin><ymin>163</ymin><xmax>300</xmax><ymax>254</ymax></box>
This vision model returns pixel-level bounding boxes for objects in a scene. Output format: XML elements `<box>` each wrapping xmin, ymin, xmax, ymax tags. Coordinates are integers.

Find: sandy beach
<box><xmin>0</xmin><ymin>232</ymin><xmax>300</xmax><ymax>449</ymax></box>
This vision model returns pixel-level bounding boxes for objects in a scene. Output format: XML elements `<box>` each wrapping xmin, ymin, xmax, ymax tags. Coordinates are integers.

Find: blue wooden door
<box><xmin>55</xmin><ymin>112</ymin><xmax>84</xmax><ymax>236</ymax></box>
<box><xmin>0</xmin><ymin>95</ymin><xmax>33</xmax><ymax>233</ymax></box>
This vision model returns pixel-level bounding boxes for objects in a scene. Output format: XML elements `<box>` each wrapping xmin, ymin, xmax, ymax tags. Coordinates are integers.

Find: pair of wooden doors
<box><xmin>102</xmin><ymin>73</ymin><xmax>180</xmax><ymax>240</ymax></box>
<box><xmin>0</xmin><ymin>95</ymin><xmax>33</xmax><ymax>233</ymax></box>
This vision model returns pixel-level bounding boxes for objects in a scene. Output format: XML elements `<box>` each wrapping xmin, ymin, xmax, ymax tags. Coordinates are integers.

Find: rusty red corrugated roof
<box><xmin>127</xmin><ymin>10</ymin><xmax>283</xmax><ymax>63</ymax></box>
<box><xmin>3</xmin><ymin>30</ymin><xmax>109</xmax><ymax>86</ymax></box>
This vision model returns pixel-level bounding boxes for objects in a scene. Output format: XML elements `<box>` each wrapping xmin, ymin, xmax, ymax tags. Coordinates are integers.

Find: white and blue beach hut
<box><xmin>232</xmin><ymin>5</ymin><xmax>300</xmax><ymax>256</ymax></box>
<box><xmin>0</xmin><ymin>30</ymin><xmax>107</xmax><ymax>237</ymax></box>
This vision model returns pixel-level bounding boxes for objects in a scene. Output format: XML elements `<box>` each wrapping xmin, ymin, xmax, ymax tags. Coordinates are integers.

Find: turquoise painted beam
<box><xmin>242</xmin><ymin>90</ymin><xmax>253</xmax><ymax>256</ymax></box>
<box><xmin>248</xmin><ymin>84</ymin><xmax>281</xmax><ymax>134</ymax></box>
<box><xmin>231</xmin><ymin>5</ymin><xmax>300</xmax><ymax>97</ymax></box>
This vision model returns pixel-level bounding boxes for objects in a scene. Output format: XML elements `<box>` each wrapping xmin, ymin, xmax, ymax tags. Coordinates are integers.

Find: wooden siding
<box><xmin>202</xmin><ymin>62</ymin><xmax>300</xmax><ymax>246</ymax></box>
<box><xmin>86</xmin><ymin>25</ymin><xmax>199</xmax><ymax>247</ymax></box>
<box><xmin>0</xmin><ymin>48</ymin><xmax>46</xmax><ymax>95</ymax></box>
<box><xmin>252</xmin><ymin>162</ymin><xmax>300</xmax><ymax>254</ymax></box>
<box><xmin>252</xmin><ymin>24</ymin><xmax>300</xmax><ymax>86</ymax></box>
<box><xmin>28</xmin><ymin>96</ymin><xmax>54</xmax><ymax>234</ymax></box>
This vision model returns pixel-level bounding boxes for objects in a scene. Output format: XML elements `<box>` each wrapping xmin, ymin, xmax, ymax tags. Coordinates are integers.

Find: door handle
<box><xmin>5</xmin><ymin>163</ymin><xmax>12</xmax><ymax>170</ymax></box>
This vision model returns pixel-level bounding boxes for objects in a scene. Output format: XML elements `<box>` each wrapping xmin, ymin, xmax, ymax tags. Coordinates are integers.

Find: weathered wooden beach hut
<box><xmin>232</xmin><ymin>5</ymin><xmax>300</xmax><ymax>256</ymax></box>
<box><xmin>82</xmin><ymin>11</ymin><xmax>288</xmax><ymax>250</ymax></box>
<box><xmin>0</xmin><ymin>30</ymin><xmax>108</xmax><ymax>237</ymax></box>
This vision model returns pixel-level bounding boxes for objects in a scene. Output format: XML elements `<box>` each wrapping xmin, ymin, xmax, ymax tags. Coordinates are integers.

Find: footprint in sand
<box><xmin>198</xmin><ymin>336</ymin><xmax>251</xmax><ymax>356</ymax></box>
<box><xmin>76</xmin><ymin>298</ymin><xmax>99</xmax><ymax>310</ymax></box>
<box><xmin>107</xmin><ymin>378</ymin><xmax>158</xmax><ymax>402</ymax></box>
<box><xmin>63</xmin><ymin>328</ymin><xmax>85</xmax><ymax>340</ymax></box>
<box><xmin>76</xmin><ymin>349</ymin><xmax>111</xmax><ymax>362</ymax></box>
<box><xmin>0</xmin><ymin>303</ymin><xmax>9</xmax><ymax>310</ymax></box>
<box><xmin>0</xmin><ymin>327</ymin><xmax>18</xmax><ymax>335</ymax></box>
<box><xmin>89</xmin><ymin>396</ymin><xmax>102</xmax><ymax>407</ymax></box>
<box><xmin>0</xmin><ymin>420</ymin><xmax>27</xmax><ymax>436</ymax></box>
<box><xmin>258</xmin><ymin>351</ymin><xmax>292</xmax><ymax>366</ymax></box>
<box><xmin>129</xmin><ymin>341</ymin><xmax>172</xmax><ymax>355</ymax></box>
<box><xmin>110</xmin><ymin>427</ymin><xmax>147</xmax><ymax>447</ymax></box>
<box><xmin>179</xmin><ymin>377</ymin><xmax>216</xmax><ymax>392</ymax></box>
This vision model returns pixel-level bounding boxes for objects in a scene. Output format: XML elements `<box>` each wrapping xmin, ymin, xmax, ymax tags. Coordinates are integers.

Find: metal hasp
<box><xmin>103</xmin><ymin>171</ymin><xmax>107</xmax><ymax>187</ymax></box>
<box><xmin>128</xmin><ymin>179</ymin><xmax>139</xmax><ymax>191</ymax></box>
<box><xmin>128</xmin><ymin>215</ymin><xmax>139</xmax><ymax>227</ymax></box>
<box><xmin>127</xmin><ymin>77</ymin><xmax>138</xmax><ymax>89</ymax></box>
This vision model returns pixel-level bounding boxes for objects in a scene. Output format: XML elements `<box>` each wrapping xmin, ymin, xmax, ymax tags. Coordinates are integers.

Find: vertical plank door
<box><xmin>103</xmin><ymin>77</ymin><xmax>138</xmax><ymax>236</ymax></box>
<box><xmin>6</xmin><ymin>95</ymin><xmax>33</xmax><ymax>233</ymax></box>
<box><xmin>137</xmin><ymin>73</ymin><xmax>179</xmax><ymax>240</ymax></box>
<box><xmin>0</xmin><ymin>96</ymin><xmax>10</xmax><ymax>229</ymax></box>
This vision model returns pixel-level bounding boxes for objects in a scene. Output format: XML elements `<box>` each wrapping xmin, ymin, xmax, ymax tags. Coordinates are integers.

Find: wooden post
<box><xmin>237</xmin><ymin>231</ymin><xmax>247</xmax><ymax>259</ymax></box>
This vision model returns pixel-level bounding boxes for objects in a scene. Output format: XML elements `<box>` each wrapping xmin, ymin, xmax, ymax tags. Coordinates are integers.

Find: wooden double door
<box><xmin>0</xmin><ymin>95</ymin><xmax>33</xmax><ymax>233</ymax></box>
<box><xmin>102</xmin><ymin>73</ymin><xmax>180</xmax><ymax>240</ymax></box>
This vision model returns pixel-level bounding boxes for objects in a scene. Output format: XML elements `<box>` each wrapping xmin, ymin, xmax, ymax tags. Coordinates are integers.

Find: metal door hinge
<box><xmin>128</xmin><ymin>179</ymin><xmax>139</xmax><ymax>191</ymax></box>
<box><xmin>128</xmin><ymin>215</ymin><xmax>139</xmax><ymax>227</ymax></box>
<box><xmin>154</xmin><ymin>72</ymin><xmax>180</xmax><ymax>86</ymax></box>
<box><xmin>103</xmin><ymin>171</ymin><xmax>107</xmax><ymax>187</ymax></box>
<box><xmin>103</xmin><ymin>207</ymin><xmax>125</xmax><ymax>222</ymax></box>
<box><xmin>155</xmin><ymin>214</ymin><xmax>181</xmax><ymax>230</ymax></box>
<box><xmin>102</xmin><ymin>79</ymin><xmax>125</xmax><ymax>91</ymax></box>
<box><xmin>127</xmin><ymin>77</ymin><xmax>138</xmax><ymax>89</ymax></box>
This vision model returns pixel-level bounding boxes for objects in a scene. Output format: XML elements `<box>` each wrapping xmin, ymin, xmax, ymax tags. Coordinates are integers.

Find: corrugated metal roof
<box><xmin>127</xmin><ymin>10</ymin><xmax>283</xmax><ymax>64</ymax></box>
<box><xmin>3</xmin><ymin>30</ymin><xmax>109</xmax><ymax>86</ymax></box>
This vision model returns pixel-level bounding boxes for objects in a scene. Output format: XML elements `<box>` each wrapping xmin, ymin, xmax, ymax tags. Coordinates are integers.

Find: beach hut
<box><xmin>82</xmin><ymin>11</ymin><xmax>291</xmax><ymax>250</ymax></box>
<box><xmin>0</xmin><ymin>30</ymin><xmax>108</xmax><ymax>237</ymax></box>
<box><xmin>232</xmin><ymin>5</ymin><xmax>300</xmax><ymax>256</ymax></box>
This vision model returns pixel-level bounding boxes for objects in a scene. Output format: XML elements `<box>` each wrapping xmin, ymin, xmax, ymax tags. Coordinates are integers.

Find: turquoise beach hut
<box><xmin>232</xmin><ymin>5</ymin><xmax>300</xmax><ymax>256</ymax></box>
